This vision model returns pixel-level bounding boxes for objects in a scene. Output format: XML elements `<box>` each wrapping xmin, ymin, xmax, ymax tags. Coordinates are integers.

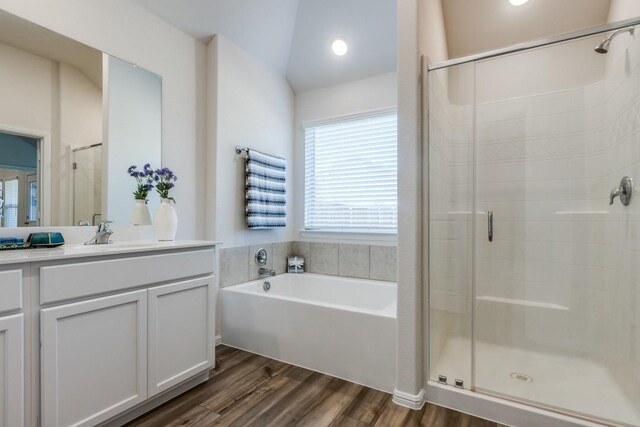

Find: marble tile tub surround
<box><xmin>219</xmin><ymin>241</ymin><xmax>397</xmax><ymax>287</ymax></box>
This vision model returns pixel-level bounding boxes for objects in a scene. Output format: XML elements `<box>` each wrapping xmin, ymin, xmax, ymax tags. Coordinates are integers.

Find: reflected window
<box><xmin>2</xmin><ymin>178</ymin><xmax>19</xmax><ymax>227</ymax></box>
<box><xmin>28</xmin><ymin>179</ymin><xmax>38</xmax><ymax>222</ymax></box>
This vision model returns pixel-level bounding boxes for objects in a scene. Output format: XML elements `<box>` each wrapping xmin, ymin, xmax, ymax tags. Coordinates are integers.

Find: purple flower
<box><xmin>152</xmin><ymin>166</ymin><xmax>178</xmax><ymax>201</ymax></box>
<box><xmin>128</xmin><ymin>163</ymin><xmax>156</xmax><ymax>200</ymax></box>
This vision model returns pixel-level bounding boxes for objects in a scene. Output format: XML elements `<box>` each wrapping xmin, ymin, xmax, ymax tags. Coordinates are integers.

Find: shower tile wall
<box><xmin>602</xmin><ymin>32</ymin><xmax>640</xmax><ymax>402</ymax></box>
<box><xmin>474</xmin><ymin>80</ymin><xmax>611</xmax><ymax>357</ymax></box>
<box><xmin>476</xmin><ymin>42</ymin><xmax>640</xmax><ymax>399</ymax></box>
<box><xmin>219</xmin><ymin>241</ymin><xmax>397</xmax><ymax>287</ymax></box>
<box><xmin>429</xmin><ymin>33</ymin><xmax>640</xmax><ymax>406</ymax></box>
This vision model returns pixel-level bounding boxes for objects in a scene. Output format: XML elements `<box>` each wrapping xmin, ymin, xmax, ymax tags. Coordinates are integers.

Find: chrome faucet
<box><xmin>258</xmin><ymin>267</ymin><xmax>276</xmax><ymax>277</ymax></box>
<box><xmin>85</xmin><ymin>220</ymin><xmax>114</xmax><ymax>245</ymax></box>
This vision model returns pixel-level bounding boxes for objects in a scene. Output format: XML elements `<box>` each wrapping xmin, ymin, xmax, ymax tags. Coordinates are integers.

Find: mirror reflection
<box><xmin>0</xmin><ymin>132</ymin><xmax>39</xmax><ymax>227</ymax></box>
<box><xmin>0</xmin><ymin>9</ymin><xmax>161</xmax><ymax>227</ymax></box>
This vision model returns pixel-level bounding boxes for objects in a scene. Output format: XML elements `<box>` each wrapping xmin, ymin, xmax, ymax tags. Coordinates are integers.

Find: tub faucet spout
<box><xmin>259</xmin><ymin>267</ymin><xmax>275</xmax><ymax>277</ymax></box>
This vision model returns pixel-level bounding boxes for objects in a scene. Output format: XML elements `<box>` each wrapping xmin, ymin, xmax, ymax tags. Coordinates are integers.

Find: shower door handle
<box><xmin>488</xmin><ymin>210</ymin><xmax>493</xmax><ymax>242</ymax></box>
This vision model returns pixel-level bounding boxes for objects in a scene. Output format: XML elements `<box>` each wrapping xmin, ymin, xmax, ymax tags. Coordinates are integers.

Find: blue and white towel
<box><xmin>245</xmin><ymin>149</ymin><xmax>286</xmax><ymax>229</ymax></box>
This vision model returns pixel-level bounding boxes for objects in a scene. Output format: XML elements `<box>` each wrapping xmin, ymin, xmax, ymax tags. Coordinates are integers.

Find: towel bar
<box><xmin>235</xmin><ymin>146</ymin><xmax>249</xmax><ymax>156</ymax></box>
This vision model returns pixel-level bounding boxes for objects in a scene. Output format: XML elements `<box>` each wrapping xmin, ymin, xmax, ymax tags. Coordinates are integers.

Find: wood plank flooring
<box><xmin>127</xmin><ymin>345</ymin><xmax>504</xmax><ymax>427</ymax></box>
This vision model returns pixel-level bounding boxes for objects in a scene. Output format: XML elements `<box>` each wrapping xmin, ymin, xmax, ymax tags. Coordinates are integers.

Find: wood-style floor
<box><xmin>127</xmin><ymin>345</ymin><xmax>504</xmax><ymax>427</ymax></box>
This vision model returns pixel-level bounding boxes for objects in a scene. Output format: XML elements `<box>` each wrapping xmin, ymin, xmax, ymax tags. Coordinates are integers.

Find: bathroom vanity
<box><xmin>0</xmin><ymin>241</ymin><xmax>218</xmax><ymax>427</ymax></box>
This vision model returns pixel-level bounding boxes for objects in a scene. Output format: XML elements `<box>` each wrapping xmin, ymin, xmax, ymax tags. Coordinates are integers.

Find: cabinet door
<box><xmin>0</xmin><ymin>314</ymin><xmax>23</xmax><ymax>427</ymax></box>
<box><xmin>148</xmin><ymin>276</ymin><xmax>215</xmax><ymax>397</ymax></box>
<box><xmin>41</xmin><ymin>290</ymin><xmax>147</xmax><ymax>427</ymax></box>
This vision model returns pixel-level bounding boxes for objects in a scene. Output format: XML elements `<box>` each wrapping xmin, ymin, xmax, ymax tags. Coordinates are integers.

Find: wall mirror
<box><xmin>0</xmin><ymin>9</ymin><xmax>162</xmax><ymax>228</ymax></box>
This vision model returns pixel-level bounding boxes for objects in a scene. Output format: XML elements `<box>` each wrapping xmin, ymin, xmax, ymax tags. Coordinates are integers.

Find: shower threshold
<box><xmin>432</xmin><ymin>337</ymin><xmax>639</xmax><ymax>426</ymax></box>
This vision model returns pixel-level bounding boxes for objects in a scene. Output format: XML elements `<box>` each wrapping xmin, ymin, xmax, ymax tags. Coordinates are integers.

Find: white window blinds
<box><xmin>304</xmin><ymin>112</ymin><xmax>397</xmax><ymax>232</ymax></box>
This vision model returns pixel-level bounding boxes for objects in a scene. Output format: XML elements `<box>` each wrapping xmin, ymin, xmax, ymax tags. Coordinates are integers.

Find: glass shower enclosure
<box><xmin>428</xmin><ymin>20</ymin><xmax>640</xmax><ymax>427</ymax></box>
<box><xmin>72</xmin><ymin>143</ymin><xmax>103</xmax><ymax>226</ymax></box>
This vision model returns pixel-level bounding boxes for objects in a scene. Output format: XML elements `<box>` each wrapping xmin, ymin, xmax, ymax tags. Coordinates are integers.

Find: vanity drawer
<box><xmin>0</xmin><ymin>270</ymin><xmax>22</xmax><ymax>314</ymax></box>
<box><xmin>40</xmin><ymin>249</ymin><xmax>215</xmax><ymax>304</ymax></box>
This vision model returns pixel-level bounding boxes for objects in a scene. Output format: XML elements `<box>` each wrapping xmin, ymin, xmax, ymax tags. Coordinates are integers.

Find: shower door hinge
<box><xmin>72</xmin><ymin>162</ymin><xmax>77</xmax><ymax>170</ymax></box>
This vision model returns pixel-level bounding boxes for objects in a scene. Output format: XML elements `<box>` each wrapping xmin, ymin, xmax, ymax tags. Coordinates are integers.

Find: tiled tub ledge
<box><xmin>219</xmin><ymin>241</ymin><xmax>397</xmax><ymax>287</ymax></box>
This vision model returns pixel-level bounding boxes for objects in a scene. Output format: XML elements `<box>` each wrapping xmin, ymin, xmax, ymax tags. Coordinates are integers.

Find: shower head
<box><xmin>595</xmin><ymin>39</ymin><xmax>611</xmax><ymax>54</ymax></box>
<box><xmin>595</xmin><ymin>26</ymin><xmax>635</xmax><ymax>54</ymax></box>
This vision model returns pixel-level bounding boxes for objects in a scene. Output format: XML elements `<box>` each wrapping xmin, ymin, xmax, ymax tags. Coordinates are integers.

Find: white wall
<box><xmin>390</xmin><ymin>0</ymin><xmax>450</xmax><ymax>406</ymax></box>
<box><xmin>418</xmin><ymin>0</ymin><xmax>448</xmax><ymax>65</ymax></box>
<box><xmin>0</xmin><ymin>41</ymin><xmax>52</xmax><ymax>134</ymax></box>
<box><xmin>607</xmin><ymin>0</ymin><xmax>640</xmax><ymax>22</ymax></box>
<box><xmin>105</xmin><ymin>55</ymin><xmax>162</xmax><ymax>225</ymax></box>
<box><xmin>448</xmin><ymin>36</ymin><xmax>605</xmax><ymax>105</ymax></box>
<box><xmin>0</xmin><ymin>0</ymin><xmax>207</xmax><ymax>239</ymax></box>
<box><xmin>293</xmin><ymin>72</ymin><xmax>398</xmax><ymax>238</ymax></box>
<box><xmin>394</xmin><ymin>0</ymin><xmax>424</xmax><ymax>404</ymax></box>
<box><xmin>206</xmin><ymin>35</ymin><xmax>295</xmax><ymax>247</ymax></box>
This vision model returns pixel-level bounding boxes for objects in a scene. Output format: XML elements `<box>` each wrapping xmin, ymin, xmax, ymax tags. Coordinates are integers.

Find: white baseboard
<box><xmin>215</xmin><ymin>335</ymin><xmax>222</xmax><ymax>346</ymax></box>
<box><xmin>393</xmin><ymin>388</ymin><xmax>425</xmax><ymax>410</ymax></box>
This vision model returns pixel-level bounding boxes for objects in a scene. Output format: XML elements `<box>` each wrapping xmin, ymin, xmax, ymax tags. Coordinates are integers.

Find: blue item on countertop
<box><xmin>26</xmin><ymin>232</ymin><xmax>65</xmax><ymax>248</ymax></box>
<box><xmin>0</xmin><ymin>237</ymin><xmax>24</xmax><ymax>245</ymax></box>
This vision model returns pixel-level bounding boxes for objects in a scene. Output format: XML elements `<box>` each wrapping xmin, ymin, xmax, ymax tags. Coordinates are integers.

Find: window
<box><xmin>304</xmin><ymin>112</ymin><xmax>397</xmax><ymax>232</ymax></box>
<box><xmin>2</xmin><ymin>179</ymin><xmax>19</xmax><ymax>227</ymax></box>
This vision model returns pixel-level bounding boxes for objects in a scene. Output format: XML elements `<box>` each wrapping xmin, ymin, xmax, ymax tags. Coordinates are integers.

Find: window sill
<box><xmin>298</xmin><ymin>229</ymin><xmax>397</xmax><ymax>245</ymax></box>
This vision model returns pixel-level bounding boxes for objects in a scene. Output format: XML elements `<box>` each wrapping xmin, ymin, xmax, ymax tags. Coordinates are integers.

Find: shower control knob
<box><xmin>609</xmin><ymin>176</ymin><xmax>633</xmax><ymax>206</ymax></box>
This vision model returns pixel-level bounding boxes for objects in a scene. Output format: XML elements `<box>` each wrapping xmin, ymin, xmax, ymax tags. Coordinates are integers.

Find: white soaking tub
<box><xmin>220</xmin><ymin>273</ymin><xmax>396</xmax><ymax>392</ymax></box>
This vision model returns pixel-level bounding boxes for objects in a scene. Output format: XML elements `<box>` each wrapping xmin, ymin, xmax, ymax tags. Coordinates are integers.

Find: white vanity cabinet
<box><xmin>29</xmin><ymin>242</ymin><xmax>217</xmax><ymax>427</ymax></box>
<box><xmin>40</xmin><ymin>290</ymin><xmax>149</xmax><ymax>427</ymax></box>
<box><xmin>0</xmin><ymin>313</ymin><xmax>24</xmax><ymax>427</ymax></box>
<box><xmin>148</xmin><ymin>276</ymin><xmax>215</xmax><ymax>397</ymax></box>
<box><xmin>0</xmin><ymin>268</ymin><xmax>25</xmax><ymax>427</ymax></box>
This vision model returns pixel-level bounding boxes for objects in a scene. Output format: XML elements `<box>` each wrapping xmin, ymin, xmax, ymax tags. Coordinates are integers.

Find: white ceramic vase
<box><xmin>154</xmin><ymin>198</ymin><xmax>178</xmax><ymax>241</ymax></box>
<box><xmin>130</xmin><ymin>199</ymin><xmax>152</xmax><ymax>226</ymax></box>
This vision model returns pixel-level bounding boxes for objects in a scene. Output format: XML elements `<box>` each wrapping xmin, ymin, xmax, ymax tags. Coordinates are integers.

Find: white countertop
<box><xmin>0</xmin><ymin>240</ymin><xmax>220</xmax><ymax>266</ymax></box>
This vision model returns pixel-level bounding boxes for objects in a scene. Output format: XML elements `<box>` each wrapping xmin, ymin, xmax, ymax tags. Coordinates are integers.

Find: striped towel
<box><xmin>245</xmin><ymin>149</ymin><xmax>286</xmax><ymax>229</ymax></box>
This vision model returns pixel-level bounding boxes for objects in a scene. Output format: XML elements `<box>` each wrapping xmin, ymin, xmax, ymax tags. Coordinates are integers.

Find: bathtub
<box><xmin>220</xmin><ymin>273</ymin><xmax>396</xmax><ymax>392</ymax></box>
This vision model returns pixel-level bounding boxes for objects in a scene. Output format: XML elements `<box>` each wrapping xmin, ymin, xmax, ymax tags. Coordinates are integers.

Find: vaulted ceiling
<box><xmin>131</xmin><ymin>0</ymin><xmax>617</xmax><ymax>92</ymax></box>
<box><xmin>286</xmin><ymin>0</ymin><xmax>397</xmax><ymax>92</ymax></box>
<box><xmin>131</xmin><ymin>0</ymin><xmax>299</xmax><ymax>75</ymax></box>
<box><xmin>130</xmin><ymin>0</ymin><xmax>397</xmax><ymax>93</ymax></box>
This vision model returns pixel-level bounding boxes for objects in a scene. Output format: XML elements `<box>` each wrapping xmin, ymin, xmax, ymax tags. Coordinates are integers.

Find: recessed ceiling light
<box><xmin>509</xmin><ymin>0</ymin><xmax>529</xmax><ymax>5</ymax></box>
<box><xmin>331</xmin><ymin>39</ymin><xmax>348</xmax><ymax>56</ymax></box>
